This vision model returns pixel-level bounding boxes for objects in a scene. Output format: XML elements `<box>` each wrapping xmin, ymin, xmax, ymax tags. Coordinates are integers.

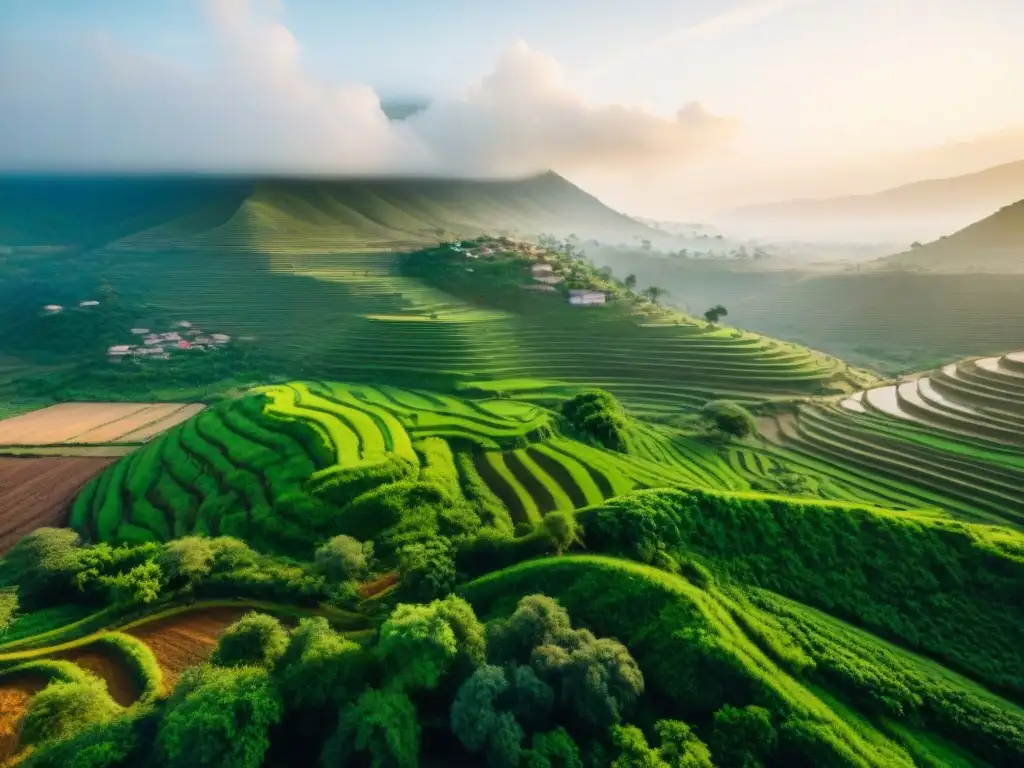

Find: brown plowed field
<box><xmin>0</xmin><ymin>458</ymin><xmax>113</xmax><ymax>554</ymax></box>
<box><xmin>0</xmin><ymin>402</ymin><xmax>204</xmax><ymax>446</ymax></box>
<box><xmin>128</xmin><ymin>606</ymin><xmax>249</xmax><ymax>688</ymax></box>
<box><xmin>56</xmin><ymin>647</ymin><xmax>138</xmax><ymax>707</ymax></box>
<box><xmin>0</xmin><ymin>675</ymin><xmax>45</xmax><ymax>764</ymax></box>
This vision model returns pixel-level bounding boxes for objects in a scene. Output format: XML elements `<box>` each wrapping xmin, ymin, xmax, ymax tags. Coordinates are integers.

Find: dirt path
<box><xmin>0</xmin><ymin>676</ymin><xmax>45</xmax><ymax>765</ymax></box>
<box><xmin>127</xmin><ymin>606</ymin><xmax>249</xmax><ymax>689</ymax></box>
<box><xmin>0</xmin><ymin>458</ymin><xmax>114</xmax><ymax>554</ymax></box>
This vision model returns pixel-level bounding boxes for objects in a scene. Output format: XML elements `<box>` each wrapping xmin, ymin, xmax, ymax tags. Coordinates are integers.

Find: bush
<box><xmin>542</xmin><ymin>511</ymin><xmax>580</xmax><ymax>555</ymax></box>
<box><xmin>20</xmin><ymin>677</ymin><xmax>120</xmax><ymax>746</ymax></box>
<box><xmin>0</xmin><ymin>528</ymin><xmax>82</xmax><ymax>606</ymax></box>
<box><xmin>560</xmin><ymin>390</ymin><xmax>630</xmax><ymax>452</ymax></box>
<box><xmin>314</xmin><ymin>535</ymin><xmax>372</xmax><ymax>582</ymax></box>
<box><xmin>701</xmin><ymin>401</ymin><xmax>755</xmax><ymax>438</ymax></box>
<box><xmin>157</xmin><ymin>536</ymin><xmax>214</xmax><ymax>587</ymax></box>
<box><xmin>156</xmin><ymin>664</ymin><xmax>283</xmax><ymax>768</ymax></box>
<box><xmin>396</xmin><ymin>538</ymin><xmax>457</xmax><ymax>603</ymax></box>
<box><xmin>275</xmin><ymin>616</ymin><xmax>373</xmax><ymax>709</ymax></box>
<box><xmin>211</xmin><ymin>612</ymin><xmax>289</xmax><ymax>669</ymax></box>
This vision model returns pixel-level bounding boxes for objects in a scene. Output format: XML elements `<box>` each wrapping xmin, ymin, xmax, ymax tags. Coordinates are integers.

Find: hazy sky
<box><xmin>2</xmin><ymin>0</ymin><xmax>1023</xmax><ymax>217</ymax></box>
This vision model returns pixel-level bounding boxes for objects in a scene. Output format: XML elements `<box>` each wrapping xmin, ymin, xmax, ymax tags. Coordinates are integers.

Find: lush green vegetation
<box><xmin>2</xmin><ymin>178</ymin><xmax>1023</xmax><ymax>767</ymax></box>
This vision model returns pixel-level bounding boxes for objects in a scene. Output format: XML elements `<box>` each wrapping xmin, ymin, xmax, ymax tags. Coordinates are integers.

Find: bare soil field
<box><xmin>0</xmin><ymin>675</ymin><xmax>45</xmax><ymax>765</ymax></box>
<box><xmin>0</xmin><ymin>402</ymin><xmax>204</xmax><ymax>446</ymax></box>
<box><xmin>128</xmin><ymin>606</ymin><xmax>249</xmax><ymax>688</ymax></box>
<box><xmin>0</xmin><ymin>458</ymin><xmax>114</xmax><ymax>554</ymax></box>
<box><xmin>55</xmin><ymin>647</ymin><xmax>138</xmax><ymax>707</ymax></box>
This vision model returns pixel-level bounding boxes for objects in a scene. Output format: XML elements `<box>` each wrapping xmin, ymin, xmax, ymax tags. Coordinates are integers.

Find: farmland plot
<box><xmin>0</xmin><ymin>457</ymin><xmax>114</xmax><ymax>553</ymax></box>
<box><xmin>0</xmin><ymin>402</ymin><xmax>204</xmax><ymax>446</ymax></box>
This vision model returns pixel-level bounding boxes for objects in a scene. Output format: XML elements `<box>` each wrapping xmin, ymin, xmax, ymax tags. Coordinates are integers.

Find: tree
<box><xmin>275</xmin><ymin>616</ymin><xmax>372</xmax><ymax>709</ymax></box>
<box><xmin>610</xmin><ymin>725</ymin><xmax>666</xmax><ymax>767</ymax></box>
<box><xmin>377</xmin><ymin>596</ymin><xmax>485</xmax><ymax>691</ymax></box>
<box><xmin>0</xmin><ymin>527</ymin><xmax>82</xmax><ymax>605</ymax></box>
<box><xmin>542</xmin><ymin>511</ymin><xmax>581</xmax><ymax>555</ymax></box>
<box><xmin>710</xmin><ymin>705</ymin><xmax>777</xmax><ymax>768</ymax></box>
<box><xmin>703</xmin><ymin>305</ymin><xmax>728</xmax><ymax>324</ymax></box>
<box><xmin>487</xmin><ymin>595</ymin><xmax>578</xmax><ymax>665</ymax></box>
<box><xmin>526</xmin><ymin>727</ymin><xmax>583</xmax><ymax>768</ymax></box>
<box><xmin>642</xmin><ymin>286</ymin><xmax>667</xmax><ymax>304</ymax></box>
<box><xmin>655</xmin><ymin>720</ymin><xmax>713</xmax><ymax>768</ymax></box>
<box><xmin>701</xmin><ymin>400</ymin><xmax>756</xmax><ymax>439</ymax></box>
<box><xmin>314</xmin><ymin>535</ymin><xmax>372</xmax><ymax>581</ymax></box>
<box><xmin>99</xmin><ymin>561</ymin><xmax>162</xmax><ymax>608</ymax></box>
<box><xmin>158</xmin><ymin>536</ymin><xmax>214</xmax><ymax>587</ymax></box>
<box><xmin>211</xmin><ymin>612</ymin><xmax>289</xmax><ymax>669</ymax></box>
<box><xmin>910</xmin><ymin>241</ymin><xmax>922</xmax><ymax>249</ymax></box>
<box><xmin>395</xmin><ymin>538</ymin><xmax>456</xmax><ymax>603</ymax></box>
<box><xmin>451</xmin><ymin>664</ymin><xmax>510</xmax><ymax>752</ymax></box>
<box><xmin>157</xmin><ymin>665</ymin><xmax>283</xmax><ymax>768</ymax></box>
<box><xmin>624</xmin><ymin>274</ymin><xmax>637</xmax><ymax>291</ymax></box>
<box><xmin>0</xmin><ymin>588</ymin><xmax>17</xmax><ymax>636</ymax></box>
<box><xmin>322</xmin><ymin>688</ymin><xmax>420</xmax><ymax>768</ymax></box>
<box><xmin>553</xmin><ymin>636</ymin><xmax>645</xmax><ymax>730</ymax></box>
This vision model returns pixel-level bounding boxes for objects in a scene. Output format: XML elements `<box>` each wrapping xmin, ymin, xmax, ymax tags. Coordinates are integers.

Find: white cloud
<box><xmin>0</xmin><ymin>0</ymin><xmax>736</xmax><ymax>177</ymax></box>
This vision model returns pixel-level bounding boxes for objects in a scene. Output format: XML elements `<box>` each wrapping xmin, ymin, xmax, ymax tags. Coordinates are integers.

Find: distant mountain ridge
<box><xmin>0</xmin><ymin>173</ymin><xmax>656</xmax><ymax>253</ymax></box>
<box><xmin>877</xmin><ymin>197</ymin><xmax>1024</xmax><ymax>272</ymax></box>
<box><xmin>717</xmin><ymin>159</ymin><xmax>1024</xmax><ymax>241</ymax></box>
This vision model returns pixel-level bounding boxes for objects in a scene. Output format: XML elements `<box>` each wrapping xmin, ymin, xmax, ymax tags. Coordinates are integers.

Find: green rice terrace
<box><xmin>1</xmin><ymin>176</ymin><xmax>1023</xmax><ymax>768</ymax></box>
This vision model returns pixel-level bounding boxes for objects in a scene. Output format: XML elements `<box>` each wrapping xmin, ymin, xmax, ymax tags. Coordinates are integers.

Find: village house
<box><xmin>162</xmin><ymin>332</ymin><xmax>183</xmax><ymax>342</ymax></box>
<box><xmin>210</xmin><ymin>333</ymin><xmax>231</xmax><ymax>344</ymax></box>
<box><xmin>531</xmin><ymin>262</ymin><xmax>554</xmax><ymax>276</ymax></box>
<box><xmin>533</xmin><ymin>275</ymin><xmax>564</xmax><ymax>285</ymax></box>
<box><xmin>79</xmin><ymin>300</ymin><xmax>100</xmax><ymax>307</ymax></box>
<box><xmin>42</xmin><ymin>304</ymin><xmax>63</xmax><ymax>313</ymax></box>
<box><xmin>130</xmin><ymin>328</ymin><xmax>150</xmax><ymax>335</ymax></box>
<box><xmin>177</xmin><ymin>321</ymin><xmax>192</xmax><ymax>328</ymax></box>
<box><xmin>568</xmin><ymin>290</ymin><xmax>606</xmax><ymax>306</ymax></box>
<box><xmin>107</xmin><ymin>345</ymin><xmax>133</xmax><ymax>357</ymax></box>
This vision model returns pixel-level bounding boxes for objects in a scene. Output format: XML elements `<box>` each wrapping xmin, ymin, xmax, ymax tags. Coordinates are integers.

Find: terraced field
<box><xmin>71</xmin><ymin>382</ymin><xmax>750</xmax><ymax>549</ymax></box>
<box><xmin>761</xmin><ymin>351</ymin><xmax>1024</xmax><ymax>527</ymax></box>
<box><xmin>0</xmin><ymin>402</ymin><xmax>204</xmax><ymax>446</ymax></box>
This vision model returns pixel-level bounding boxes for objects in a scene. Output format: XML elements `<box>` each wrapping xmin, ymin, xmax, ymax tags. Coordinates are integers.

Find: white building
<box><xmin>210</xmin><ymin>333</ymin><xmax>231</xmax><ymax>344</ymax></box>
<box><xmin>177</xmin><ymin>321</ymin><xmax>192</xmax><ymax>328</ymax></box>
<box><xmin>107</xmin><ymin>345</ymin><xmax>133</xmax><ymax>357</ymax></box>
<box><xmin>533</xmin><ymin>275</ymin><xmax>564</xmax><ymax>285</ymax></box>
<box><xmin>568</xmin><ymin>290</ymin><xmax>606</xmax><ymax>306</ymax></box>
<box><xmin>531</xmin><ymin>263</ymin><xmax>554</xmax><ymax>276</ymax></box>
<box><xmin>130</xmin><ymin>328</ymin><xmax>150</xmax><ymax>335</ymax></box>
<box><xmin>79</xmin><ymin>300</ymin><xmax>100</xmax><ymax>307</ymax></box>
<box><xmin>42</xmin><ymin>304</ymin><xmax>63</xmax><ymax>313</ymax></box>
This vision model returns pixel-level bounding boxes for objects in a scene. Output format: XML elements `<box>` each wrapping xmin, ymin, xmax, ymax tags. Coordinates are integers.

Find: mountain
<box><xmin>0</xmin><ymin>173</ymin><xmax>655</xmax><ymax>253</ymax></box>
<box><xmin>716</xmin><ymin>159</ymin><xmax>1024</xmax><ymax>242</ymax></box>
<box><xmin>876</xmin><ymin>198</ymin><xmax>1024</xmax><ymax>272</ymax></box>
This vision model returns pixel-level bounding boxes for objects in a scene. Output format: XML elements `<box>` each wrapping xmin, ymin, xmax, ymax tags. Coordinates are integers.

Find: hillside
<box><xmin>717</xmin><ymin>159</ymin><xmax>1024</xmax><ymax>241</ymax></box>
<box><xmin>2</xmin><ymin>384</ymin><xmax>1022</xmax><ymax>767</ymax></box>
<box><xmin>877</xmin><ymin>198</ymin><xmax>1024</xmax><ymax>272</ymax></box>
<box><xmin>0</xmin><ymin>173</ymin><xmax>654</xmax><ymax>253</ymax></box>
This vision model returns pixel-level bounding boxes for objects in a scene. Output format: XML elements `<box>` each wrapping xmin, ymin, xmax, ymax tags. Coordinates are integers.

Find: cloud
<box><xmin>582</xmin><ymin>0</ymin><xmax>815</xmax><ymax>80</ymax></box>
<box><xmin>0</xmin><ymin>0</ymin><xmax>736</xmax><ymax>177</ymax></box>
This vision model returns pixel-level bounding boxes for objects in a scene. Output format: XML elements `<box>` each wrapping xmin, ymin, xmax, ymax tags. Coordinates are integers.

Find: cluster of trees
<box><xmin>0</xmin><ymin>529</ymin><xmax>375</xmax><ymax>638</ymax></box>
<box><xmin>16</xmin><ymin>594</ymin><xmax>733</xmax><ymax>768</ymax></box>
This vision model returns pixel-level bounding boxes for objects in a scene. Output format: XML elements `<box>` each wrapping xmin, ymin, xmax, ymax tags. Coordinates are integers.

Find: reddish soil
<box><xmin>358</xmin><ymin>571</ymin><xmax>399</xmax><ymax>599</ymax></box>
<box><xmin>0</xmin><ymin>458</ymin><xmax>114</xmax><ymax>554</ymax></box>
<box><xmin>128</xmin><ymin>606</ymin><xmax>249</xmax><ymax>688</ymax></box>
<box><xmin>0</xmin><ymin>676</ymin><xmax>45</xmax><ymax>765</ymax></box>
<box><xmin>55</xmin><ymin>647</ymin><xmax>139</xmax><ymax>707</ymax></box>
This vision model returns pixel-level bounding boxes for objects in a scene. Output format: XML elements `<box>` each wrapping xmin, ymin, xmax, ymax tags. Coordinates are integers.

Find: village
<box><xmin>106</xmin><ymin>321</ymin><xmax>232</xmax><ymax>362</ymax></box>
<box><xmin>448</xmin><ymin>237</ymin><xmax>608</xmax><ymax>306</ymax></box>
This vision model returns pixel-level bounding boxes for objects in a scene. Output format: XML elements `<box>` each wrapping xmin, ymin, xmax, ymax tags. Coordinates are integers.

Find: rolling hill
<box><xmin>877</xmin><ymin>198</ymin><xmax>1024</xmax><ymax>272</ymax></box>
<box><xmin>717</xmin><ymin>159</ymin><xmax>1024</xmax><ymax>241</ymax></box>
<box><xmin>0</xmin><ymin>173</ymin><xmax>654</xmax><ymax>252</ymax></box>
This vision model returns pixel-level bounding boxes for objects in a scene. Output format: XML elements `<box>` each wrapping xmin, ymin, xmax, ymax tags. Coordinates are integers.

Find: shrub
<box><xmin>275</xmin><ymin>616</ymin><xmax>373</xmax><ymax>709</ymax></box>
<box><xmin>211</xmin><ymin>612</ymin><xmax>289</xmax><ymax>669</ymax></box>
<box><xmin>542</xmin><ymin>511</ymin><xmax>581</xmax><ymax>555</ymax></box>
<box><xmin>157</xmin><ymin>536</ymin><xmax>214</xmax><ymax>587</ymax></box>
<box><xmin>0</xmin><ymin>528</ymin><xmax>82</xmax><ymax>606</ymax></box>
<box><xmin>701</xmin><ymin>401</ymin><xmax>755</xmax><ymax>439</ymax></box>
<box><xmin>560</xmin><ymin>390</ymin><xmax>629</xmax><ymax>452</ymax></box>
<box><xmin>314</xmin><ymin>535</ymin><xmax>372</xmax><ymax>582</ymax></box>
<box><xmin>396</xmin><ymin>537</ymin><xmax>457</xmax><ymax>603</ymax></box>
<box><xmin>20</xmin><ymin>677</ymin><xmax>120</xmax><ymax>746</ymax></box>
